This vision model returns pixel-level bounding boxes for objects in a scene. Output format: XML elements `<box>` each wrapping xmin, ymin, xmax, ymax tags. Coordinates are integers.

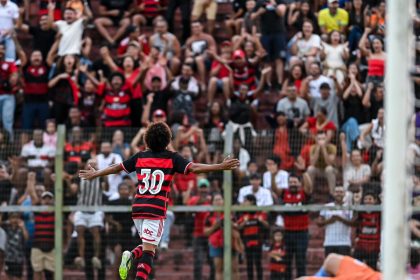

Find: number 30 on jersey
<box><xmin>139</xmin><ymin>169</ymin><xmax>165</xmax><ymax>194</ymax></box>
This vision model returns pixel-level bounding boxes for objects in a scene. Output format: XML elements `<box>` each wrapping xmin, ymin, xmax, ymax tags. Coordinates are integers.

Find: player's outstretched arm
<box><xmin>79</xmin><ymin>163</ymin><xmax>123</xmax><ymax>180</ymax></box>
<box><xmin>189</xmin><ymin>157</ymin><xmax>240</xmax><ymax>174</ymax></box>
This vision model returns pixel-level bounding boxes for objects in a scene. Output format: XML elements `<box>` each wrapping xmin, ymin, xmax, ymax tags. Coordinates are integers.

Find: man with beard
<box><xmin>97</xmin><ymin>72</ymin><xmax>133</xmax><ymax>127</ymax></box>
<box><xmin>280</xmin><ymin>173</ymin><xmax>312</xmax><ymax>279</ymax></box>
<box><xmin>96</xmin><ymin>141</ymin><xmax>123</xmax><ymax>201</ymax></box>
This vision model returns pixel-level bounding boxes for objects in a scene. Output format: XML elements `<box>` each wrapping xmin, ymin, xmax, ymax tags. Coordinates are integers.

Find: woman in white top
<box><xmin>289</xmin><ymin>20</ymin><xmax>321</xmax><ymax>69</ymax></box>
<box><xmin>320</xmin><ymin>30</ymin><xmax>349</xmax><ymax>84</ymax></box>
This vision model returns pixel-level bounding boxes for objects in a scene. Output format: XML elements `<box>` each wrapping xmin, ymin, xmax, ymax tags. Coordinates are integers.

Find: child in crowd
<box><xmin>353</xmin><ymin>191</ymin><xmax>381</xmax><ymax>270</ymax></box>
<box><xmin>237</xmin><ymin>194</ymin><xmax>269</xmax><ymax>280</ymax></box>
<box><xmin>268</xmin><ymin>228</ymin><xmax>287</xmax><ymax>280</ymax></box>
<box><xmin>3</xmin><ymin>212</ymin><xmax>29</xmax><ymax>280</ymax></box>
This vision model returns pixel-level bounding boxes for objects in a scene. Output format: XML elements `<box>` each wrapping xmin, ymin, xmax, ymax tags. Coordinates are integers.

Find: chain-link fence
<box><xmin>0</xmin><ymin>124</ymin><xmax>418</xmax><ymax>280</ymax></box>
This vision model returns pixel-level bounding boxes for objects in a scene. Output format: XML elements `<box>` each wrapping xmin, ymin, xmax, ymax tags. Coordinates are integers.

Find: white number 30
<box><xmin>139</xmin><ymin>169</ymin><xmax>165</xmax><ymax>194</ymax></box>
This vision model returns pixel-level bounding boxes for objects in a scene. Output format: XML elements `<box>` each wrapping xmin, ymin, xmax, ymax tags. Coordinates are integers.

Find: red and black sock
<box><xmin>135</xmin><ymin>250</ymin><xmax>154</xmax><ymax>280</ymax></box>
<box><xmin>131</xmin><ymin>245</ymin><xmax>143</xmax><ymax>259</ymax></box>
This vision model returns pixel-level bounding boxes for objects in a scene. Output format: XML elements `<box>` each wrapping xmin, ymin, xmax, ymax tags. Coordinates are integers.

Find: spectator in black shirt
<box><xmin>16</xmin><ymin>13</ymin><xmax>56</xmax><ymax>60</ymax></box>
<box><xmin>362</xmin><ymin>82</ymin><xmax>384</xmax><ymax>121</ymax></box>
<box><xmin>252</xmin><ymin>0</ymin><xmax>287</xmax><ymax>88</ymax></box>
<box><xmin>94</xmin><ymin>0</ymin><xmax>133</xmax><ymax>46</ymax></box>
<box><xmin>106</xmin><ymin>182</ymin><xmax>133</xmax><ymax>280</ymax></box>
<box><xmin>225</xmin><ymin>0</ymin><xmax>247</xmax><ymax>36</ymax></box>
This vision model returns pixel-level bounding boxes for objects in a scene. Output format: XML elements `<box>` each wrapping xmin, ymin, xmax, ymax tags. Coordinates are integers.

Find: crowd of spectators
<box><xmin>0</xmin><ymin>0</ymin><xmax>419</xmax><ymax>279</ymax></box>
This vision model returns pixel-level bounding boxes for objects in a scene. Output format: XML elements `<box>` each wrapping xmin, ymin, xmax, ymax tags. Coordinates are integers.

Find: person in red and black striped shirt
<box><xmin>79</xmin><ymin>121</ymin><xmax>239</xmax><ymax>280</ymax></box>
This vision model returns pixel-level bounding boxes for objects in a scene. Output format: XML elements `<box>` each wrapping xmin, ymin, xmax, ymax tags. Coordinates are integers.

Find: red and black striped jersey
<box><xmin>237</xmin><ymin>212</ymin><xmax>267</xmax><ymax>247</ymax></box>
<box><xmin>97</xmin><ymin>83</ymin><xmax>132</xmax><ymax>127</ymax></box>
<box><xmin>121</xmin><ymin>150</ymin><xmax>192</xmax><ymax>220</ymax></box>
<box><xmin>356</xmin><ymin>211</ymin><xmax>381</xmax><ymax>252</ymax></box>
<box><xmin>33</xmin><ymin>212</ymin><xmax>55</xmax><ymax>252</ymax></box>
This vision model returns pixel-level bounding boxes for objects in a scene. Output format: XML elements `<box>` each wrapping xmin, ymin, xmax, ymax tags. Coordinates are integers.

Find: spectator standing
<box><xmin>307</xmin><ymin>130</ymin><xmax>337</xmax><ymax>195</ymax></box>
<box><xmin>0</xmin><ymin>42</ymin><xmax>18</xmax><ymax>140</ymax></box>
<box><xmin>268</xmin><ymin>229</ymin><xmax>287</xmax><ymax>280</ymax></box>
<box><xmin>238</xmin><ymin>173</ymin><xmax>274</xmax><ymax>206</ymax></box>
<box><xmin>19</xmin><ymin>49</ymin><xmax>51</xmax><ymax>129</ymax></box>
<box><xmin>96</xmin><ymin>141</ymin><xmax>123</xmax><ymax>200</ymax></box>
<box><xmin>186</xmin><ymin>179</ymin><xmax>214</xmax><ymax>280</ymax></box>
<box><xmin>64</xmin><ymin>127</ymin><xmax>94</xmax><ymax>165</ymax></box>
<box><xmin>0</xmin><ymin>0</ymin><xmax>18</xmax><ymax>61</ymax></box>
<box><xmin>318</xmin><ymin>0</ymin><xmax>349</xmax><ymax>35</ymax></box>
<box><xmin>204</xmin><ymin>193</ymin><xmax>241</xmax><ymax>280</ymax></box>
<box><xmin>73</xmin><ymin>160</ymin><xmax>106</xmax><ymax>270</ymax></box>
<box><xmin>280</xmin><ymin>173</ymin><xmax>312</xmax><ymax>279</ymax></box>
<box><xmin>321</xmin><ymin>30</ymin><xmax>349</xmax><ymax>85</ymax></box>
<box><xmin>31</xmin><ymin>191</ymin><xmax>55</xmax><ymax>280</ymax></box>
<box><xmin>317</xmin><ymin>186</ymin><xmax>353</xmax><ymax>257</ymax></box>
<box><xmin>111</xmin><ymin>130</ymin><xmax>131</xmax><ymax>160</ymax></box>
<box><xmin>20</xmin><ymin>129</ymin><xmax>55</xmax><ymax>171</ymax></box>
<box><xmin>3</xmin><ymin>212</ymin><xmax>29</xmax><ymax>280</ymax></box>
<box><xmin>16</xmin><ymin>13</ymin><xmax>56</xmax><ymax>60</ymax></box>
<box><xmin>237</xmin><ymin>194</ymin><xmax>269</xmax><ymax>280</ymax></box>
<box><xmin>289</xmin><ymin>20</ymin><xmax>321</xmax><ymax>68</ymax></box>
<box><xmin>48</xmin><ymin>1</ymin><xmax>92</xmax><ymax>56</ymax></box>
<box><xmin>362</xmin><ymin>82</ymin><xmax>384</xmax><ymax>122</ymax></box>
<box><xmin>252</xmin><ymin>0</ymin><xmax>287</xmax><ymax>87</ymax></box>
<box><xmin>106</xmin><ymin>182</ymin><xmax>133</xmax><ymax>280</ymax></box>
<box><xmin>353</xmin><ymin>191</ymin><xmax>381</xmax><ymax>270</ymax></box>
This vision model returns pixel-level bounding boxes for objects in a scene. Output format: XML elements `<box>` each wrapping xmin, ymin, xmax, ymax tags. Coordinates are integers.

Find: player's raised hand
<box><xmin>221</xmin><ymin>155</ymin><xmax>240</xmax><ymax>170</ymax></box>
<box><xmin>79</xmin><ymin>164</ymin><xmax>97</xmax><ymax>180</ymax></box>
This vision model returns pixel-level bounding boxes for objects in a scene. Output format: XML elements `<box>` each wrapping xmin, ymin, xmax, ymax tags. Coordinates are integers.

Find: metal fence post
<box><xmin>223</xmin><ymin>122</ymin><xmax>234</xmax><ymax>280</ymax></box>
<box><xmin>54</xmin><ymin>125</ymin><xmax>65</xmax><ymax>280</ymax></box>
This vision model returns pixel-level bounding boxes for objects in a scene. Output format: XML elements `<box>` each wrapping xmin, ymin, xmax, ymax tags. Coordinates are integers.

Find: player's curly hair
<box><xmin>145</xmin><ymin>122</ymin><xmax>172</xmax><ymax>152</ymax></box>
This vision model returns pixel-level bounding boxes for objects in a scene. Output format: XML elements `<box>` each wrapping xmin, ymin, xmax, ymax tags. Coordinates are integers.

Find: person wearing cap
<box><xmin>207</xmin><ymin>41</ymin><xmax>233</xmax><ymax>106</ymax></box>
<box><xmin>185</xmin><ymin>20</ymin><xmax>217</xmax><ymax>85</ymax></box>
<box><xmin>312</xmin><ymin>82</ymin><xmax>339</xmax><ymax>127</ymax></box>
<box><xmin>238</xmin><ymin>173</ymin><xmax>274</xmax><ymax>206</ymax></box>
<box><xmin>185</xmin><ymin>177</ymin><xmax>214</xmax><ymax>280</ymax></box>
<box><xmin>318</xmin><ymin>0</ymin><xmax>349</xmax><ymax>35</ymax></box>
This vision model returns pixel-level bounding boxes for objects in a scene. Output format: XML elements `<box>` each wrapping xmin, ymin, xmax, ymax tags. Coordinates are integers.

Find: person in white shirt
<box><xmin>0</xmin><ymin>0</ymin><xmax>18</xmax><ymax>61</ymax></box>
<box><xmin>263</xmin><ymin>156</ymin><xmax>289</xmax><ymax>199</ymax></box>
<box><xmin>302</xmin><ymin>61</ymin><xmax>334</xmax><ymax>99</ymax></box>
<box><xmin>47</xmin><ymin>1</ymin><xmax>92</xmax><ymax>56</ymax></box>
<box><xmin>317</xmin><ymin>186</ymin><xmax>353</xmax><ymax>257</ymax></box>
<box><xmin>96</xmin><ymin>142</ymin><xmax>123</xmax><ymax>200</ymax></box>
<box><xmin>21</xmin><ymin>129</ymin><xmax>56</xmax><ymax>169</ymax></box>
<box><xmin>237</xmin><ymin>173</ymin><xmax>273</xmax><ymax>206</ymax></box>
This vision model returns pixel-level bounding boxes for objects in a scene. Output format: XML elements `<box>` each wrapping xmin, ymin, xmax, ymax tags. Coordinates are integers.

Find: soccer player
<box><xmin>296</xmin><ymin>253</ymin><xmax>381</xmax><ymax>280</ymax></box>
<box><xmin>79</xmin><ymin>122</ymin><xmax>240</xmax><ymax>280</ymax></box>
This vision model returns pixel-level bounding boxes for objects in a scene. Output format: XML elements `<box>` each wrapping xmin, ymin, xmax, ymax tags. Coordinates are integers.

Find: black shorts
<box><xmin>260</xmin><ymin>33</ymin><xmax>287</xmax><ymax>62</ymax></box>
<box><xmin>5</xmin><ymin>261</ymin><xmax>24</xmax><ymax>278</ymax></box>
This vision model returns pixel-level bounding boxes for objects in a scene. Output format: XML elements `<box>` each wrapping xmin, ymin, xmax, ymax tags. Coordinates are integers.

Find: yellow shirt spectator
<box><xmin>318</xmin><ymin>8</ymin><xmax>349</xmax><ymax>33</ymax></box>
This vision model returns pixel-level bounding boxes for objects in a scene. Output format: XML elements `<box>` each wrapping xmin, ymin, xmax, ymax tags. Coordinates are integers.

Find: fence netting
<box><xmin>0</xmin><ymin>126</ymin><xmax>418</xmax><ymax>280</ymax></box>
